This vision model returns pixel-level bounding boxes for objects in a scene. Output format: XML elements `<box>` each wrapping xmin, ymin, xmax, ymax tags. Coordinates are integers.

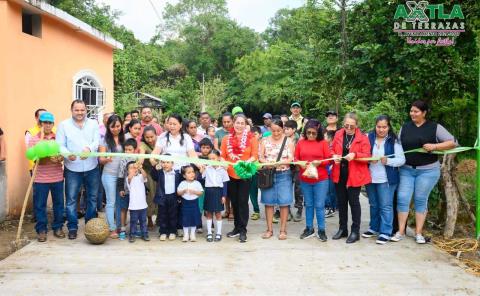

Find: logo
<box><xmin>393</xmin><ymin>1</ymin><xmax>465</xmax><ymax>46</ymax></box>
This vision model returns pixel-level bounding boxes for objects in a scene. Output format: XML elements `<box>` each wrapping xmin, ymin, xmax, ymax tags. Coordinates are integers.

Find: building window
<box><xmin>75</xmin><ymin>76</ymin><xmax>105</xmax><ymax>119</ymax></box>
<box><xmin>22</xmin><ymin>10</ymin><xmax>42</xmax><ymax>37</ymax></box>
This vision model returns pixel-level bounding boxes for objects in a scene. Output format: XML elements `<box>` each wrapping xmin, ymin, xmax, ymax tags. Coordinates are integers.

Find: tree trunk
<box><xmin>441</xmin><ymin>154</ymin><xmax>460</xmax><ymax>238</ymax></box>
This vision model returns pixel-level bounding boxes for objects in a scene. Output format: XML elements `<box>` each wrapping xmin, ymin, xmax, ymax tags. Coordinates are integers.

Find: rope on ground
<box><xmin>432</xmin><ymin>237</ymin><xmax>480</xmax><ymax>276</ymax></box>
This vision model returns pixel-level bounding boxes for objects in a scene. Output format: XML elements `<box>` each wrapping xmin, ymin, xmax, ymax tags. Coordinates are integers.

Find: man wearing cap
<box><xmin>57</xmin><ymin>99</ymin><xmax>100</xmax><ymax>240</ymax></box>
<box><xmin>25</xmin><ymin>109</ymin><xmax>57</xmax><ymax>174</ymax></box>
<box><xmin>261</xmin><ymin>113</ymin><xmax>273</xmax><ymax>134</ymax></box>
<box><xmin>29</xmin><ymin>112</ymin><xmax>65</xmax><ymax>242</ymax></box>
<box><xmin>325</xmin><ymin>110</ymin><xmax>339</xmax><ymax>132</ymax></box>
<box><xmin>289</xmin><ymin>102</ymin><xmax>305</xmax><ymax>133</ymax></box>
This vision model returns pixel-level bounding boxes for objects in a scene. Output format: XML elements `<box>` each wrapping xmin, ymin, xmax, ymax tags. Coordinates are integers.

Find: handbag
<box><xmin>257</xmin><ymin>137</ymin><xmax>288</xmax><ymax>189</ymax></box>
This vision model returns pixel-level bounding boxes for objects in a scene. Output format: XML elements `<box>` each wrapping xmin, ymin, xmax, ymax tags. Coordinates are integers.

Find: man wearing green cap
<box><xmin>28</xmin><ymin>112</ymin><xmax>65</xmax><ymax>242</ymax></box>
<box><xmin>289</xmin><ymin>102</ymin><xmax>305</xmax><ymax>133</ymax></box>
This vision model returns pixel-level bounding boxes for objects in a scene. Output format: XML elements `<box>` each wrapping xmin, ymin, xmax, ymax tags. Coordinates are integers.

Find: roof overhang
<box><xmin>11</xmin><ymin>0</ymin><xmax>124</xmax><ymax>50</ymax></box>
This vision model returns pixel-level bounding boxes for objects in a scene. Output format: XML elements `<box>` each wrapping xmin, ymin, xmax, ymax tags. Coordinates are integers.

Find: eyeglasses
<box><xmin>306</xmin><ymin>131</ymin><xmax>317</xmax><ymax>136</ymax></box>
<box><xmin>344</xmin><ymin>124</ymin><xmax>355</xmax><ymax>129</ymax></box>
<box><xmin>42</xmin><ymin>121</ymin><xmax>54</xmax><ymax>125</ymax></box>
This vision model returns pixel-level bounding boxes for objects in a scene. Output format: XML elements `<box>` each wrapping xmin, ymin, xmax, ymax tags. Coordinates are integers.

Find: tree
<box><xmin>199</xmin><ymin>77</ymin><xmax>230</xmax><ymax>120</ymax></box>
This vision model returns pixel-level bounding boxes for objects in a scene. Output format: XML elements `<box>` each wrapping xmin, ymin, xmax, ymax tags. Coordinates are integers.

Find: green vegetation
<box><xmin>49</xmin><ymin>0</ymin><xmax>480</xmax><ymax>147</ymax></box>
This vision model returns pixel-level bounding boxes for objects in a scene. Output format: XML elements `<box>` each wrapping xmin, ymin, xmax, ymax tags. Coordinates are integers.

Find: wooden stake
<box><xmin>15</xmin><ymin>162</ymin><xmax>38</xmax><ymax>242</ymax></box>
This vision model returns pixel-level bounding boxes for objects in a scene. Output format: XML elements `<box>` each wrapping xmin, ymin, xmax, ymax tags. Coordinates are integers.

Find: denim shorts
<box><xmin>260</xmin><ymin>170</ymin><xmax>293</xmax><ymax>206</ymax></box>
<box><xmin>117</xmin><ymin>194</ymin><xmax>130</xmax><ymax>210</ymax></box>
<box><xmin>397</xmin><ymin>166</ymin><xmax>440</xmax><ymax>213</ymax></box>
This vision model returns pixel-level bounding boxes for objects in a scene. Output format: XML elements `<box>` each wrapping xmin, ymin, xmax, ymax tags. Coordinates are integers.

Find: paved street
<box><xmin>0</xmin><ymin>196</ymin><xmax>478</xmax><ymax>295</ymax></box>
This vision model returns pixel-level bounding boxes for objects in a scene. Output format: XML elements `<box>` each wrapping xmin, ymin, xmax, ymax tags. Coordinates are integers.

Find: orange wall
<box><xmin>0</xmin><ymin>1</ymin><xmax>115</xmax><ymax>217</ymax></box>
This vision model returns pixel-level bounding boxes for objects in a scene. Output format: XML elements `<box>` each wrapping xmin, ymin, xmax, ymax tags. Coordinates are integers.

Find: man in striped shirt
<box><xmin>28</xmin><ymin>112</ymin><xmax>65</xmax><ymax>242</ymax></box>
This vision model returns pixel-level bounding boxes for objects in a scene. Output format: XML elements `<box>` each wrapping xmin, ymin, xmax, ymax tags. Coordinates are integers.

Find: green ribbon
<box><xmin>61</xmin><ymin>152</ymin><xmax>232</xmax><ymax>167</ymax></box>
<box><xmin>26</xmin><ymin>140</ymin><xmax>479</xmax><ymax>179</ymax></box>
<box><xmin>357</xmin><ymin>147</ymin><xmax>479</xmax><ymax>161</ymax></box>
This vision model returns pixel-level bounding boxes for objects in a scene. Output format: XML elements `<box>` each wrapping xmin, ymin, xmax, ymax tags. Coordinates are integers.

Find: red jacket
<box><xmin>331</xmin><ymin>128</ymin><xmax>371</xmax><ymax>187</ymax></box>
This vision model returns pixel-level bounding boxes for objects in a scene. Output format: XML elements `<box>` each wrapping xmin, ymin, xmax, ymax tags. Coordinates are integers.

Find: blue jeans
<box><xmin>300</xmin><ymin>180</ymin><xmax>329</xmax><ymax>230</ymax></box>
<box><xmin>325</xmin><ymin>178</ymin><xmax>337</xmax><ymax>210</ymax></box>
<box><xmin>97</xmin><ymin>167</ymin><xmax>105</xmax><ymax>211</ymax></box>
<box><xmin>397</xmin><ymin>167</ymin><xmax>440</xmax><ymax>214</ymax></box>
<box><xmin>101</xmin><ymin>173</ymin><xmax>118</xmax><ymax>231</ymax></box>
<box><xmin>366</xmin><ymin>182</ymin><xmax>397</xmax><ymax>239</ymax></box>
<box><xmin>64</xmin><ymin>166</ymin><xmax>100</xmax><ymax>231</ymax></box>
<box><xmin>33</xmin><ymin>181</ymin><xmax>64</xmax><ymax>234</ymax></box>
<box><xmin>130</xmin><ymin>208</ymin><xmax>147</xmax><ymax>236</ymax></box>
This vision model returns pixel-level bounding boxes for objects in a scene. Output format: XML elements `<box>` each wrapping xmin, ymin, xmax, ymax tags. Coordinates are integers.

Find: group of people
<box><xmin>24</xmin><ymin>99</ymin><xmax>456</xmax><ymax>245</ymax></box>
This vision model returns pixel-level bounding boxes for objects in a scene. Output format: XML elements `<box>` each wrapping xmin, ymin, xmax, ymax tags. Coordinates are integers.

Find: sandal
<box><xmin>228</xmin><ymin>214</ymin><xmax>234</xmax><ymax>221</ymax></box>
<box><xmin>214</xmin><ymin>234</ymin><xmax>222</xmax><ymax>242</ymax></box>
<box><xmin>261</xmin><ymin>230</ymin><xmax>273</xmax><ymax>239</ymax></box>
<box><xmin>109</xmin><ymin>231</ymin><xmax>119</xmax><ymax>239</ymax></box>
<box><xmin>278</xmin><ymin>231</ymin><xmax>287</xmax><ymax>240</ymax></box>
<box><xmin>206</xmin><ymin>234</ymin><xmax>213</xmax><ymax>242</ymax></box>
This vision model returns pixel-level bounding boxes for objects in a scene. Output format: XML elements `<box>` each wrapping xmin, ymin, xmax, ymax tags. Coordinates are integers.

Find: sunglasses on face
<box><xmin>344</xmin><ymin>124</ymin><xmax>355</xmax><ymax>129</ymax></box>
<box><xmin>42</xmin><ymin>121</ymin><xmax>54</xmax><ymax>125</ymax></box>
<box><xmin>306</xmin><ymin>131</ymin><xmax>317</xmax><ymax>136</ymax></box>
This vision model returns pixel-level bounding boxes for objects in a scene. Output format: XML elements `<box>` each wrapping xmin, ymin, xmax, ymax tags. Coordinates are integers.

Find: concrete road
<box><xmin>0</xmin><ymin>195</ymin><xmax>478</xmax><ymax>295</ymax></box>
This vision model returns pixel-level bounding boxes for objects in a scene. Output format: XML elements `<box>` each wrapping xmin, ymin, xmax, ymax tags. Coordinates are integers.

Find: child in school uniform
<box><xmin>196</xmin><ymin>138</ymin><xmax>214</xmax><ymax>233</ymax></box>
<box><xmin>202</xmin><ymin>149</ymin><xmax>229</xmax><ymax>242</ymax></box>
<box><xmin>177</xmin><ymin>165</ymin><xmax>204</xmax><ymax>242</ymax></box>
<box><xmin>125</xmin><ymin>161</ymin><xmax>150</xmax><ymax>243</ymax></box>
<box><xmin>117</xmin><ymin>138</ymin><xmax>138</xmax><ymax>240</ymax></box>
<box><xmin>151</xmin><ymin>155</ymin><xmax>182</xmax><ymax>241</ymax></box>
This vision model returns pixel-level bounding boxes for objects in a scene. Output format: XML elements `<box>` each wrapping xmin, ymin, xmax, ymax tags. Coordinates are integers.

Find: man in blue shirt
<box><xmin>56</xmin><ymin>99</ymin><xmax>100</xmax><ymax>239</ymax></box>
<box><xmin>260</xmin><ymin>113</ymin><xmax>272</xmax><ymax>134</ymax></box>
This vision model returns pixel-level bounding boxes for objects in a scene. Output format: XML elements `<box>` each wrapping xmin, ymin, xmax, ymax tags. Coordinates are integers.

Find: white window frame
<box><xmin>72</xmin><ymin>70</ymin><xmax>106</xmax><ymax>120</ymax></box>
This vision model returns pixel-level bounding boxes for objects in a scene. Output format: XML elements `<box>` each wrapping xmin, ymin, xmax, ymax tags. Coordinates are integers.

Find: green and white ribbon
<box><xmin>26</xmin><ymin>140</ymin><xmax>479</xmax><ymax>179</ymax></box>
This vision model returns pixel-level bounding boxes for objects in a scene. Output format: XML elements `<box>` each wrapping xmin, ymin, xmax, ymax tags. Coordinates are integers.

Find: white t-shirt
<box><xmin>202</xmin><ymin>166</ymin><xmax>229</xmax><ymax>188</ymax></box>
<box><xmin>126</xmin><ymin>174</ymin><xmax>147</xmax><ymax>210</ymax></box>
<box><xmin>177</xmin><ymin>180</ymin><xmax>203</xmax><ymax>201</ymax></box>
<box><xmin>155</xmin><ymin>133</ymin><xmax>195</xmax><ymax>170</ymax></box>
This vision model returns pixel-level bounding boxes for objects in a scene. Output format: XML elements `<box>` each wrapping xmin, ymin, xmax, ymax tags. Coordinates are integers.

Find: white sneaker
<box><xmin>182</xmin><ymin>233</ymin><xmax>189</xmax><ymax>242</ymax></box>
<box><xmin>415</xmin><ymin>234</ymin><xmax>426</xmax><ymax>244</ymax></box>
<box><xmin>190</xmin><ymin>233</ymin><xmax>196</xmax><ymax>242</ymax></box>
<box><xmin>168</xmin><ymin>233</ymin><xmax>176</xmax><ymax>241</ymax></box>
<box><xmin>390</xmin><ymin>232</ymin><xmax>404</xmax><ymax>242</ymax></box>
<box><xmin>159</xmin><ymin>234</ymin><xmax>167</xmax><ymax>241</ymax></box>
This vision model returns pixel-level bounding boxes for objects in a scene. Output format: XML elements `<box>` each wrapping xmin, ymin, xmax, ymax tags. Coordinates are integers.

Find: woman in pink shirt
<box><xmin>294</xmin><ymin>119</ymin><xmax>332</xmax><ymax>242</ymax></box>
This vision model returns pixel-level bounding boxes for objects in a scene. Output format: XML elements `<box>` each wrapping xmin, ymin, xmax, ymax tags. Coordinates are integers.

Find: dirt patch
<box><xmin>455</xmin><ymin>159</ymin><xmax>476</xmax><ymax>175</ymax></box>
<box><xmin>0</xmin><ymin>216</ymin><xmax>36</xmax><ymax>261</ymax></box>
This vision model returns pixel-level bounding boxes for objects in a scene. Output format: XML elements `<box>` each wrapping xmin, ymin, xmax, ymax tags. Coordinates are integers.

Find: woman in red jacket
<box><xmin>332</xmin><ymin>112</ymin><xmax>371</xmax><ymax>243</ymax></box>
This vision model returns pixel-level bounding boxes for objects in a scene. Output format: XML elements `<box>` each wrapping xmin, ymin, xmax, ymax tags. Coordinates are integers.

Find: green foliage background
<box><xmin>49</xmin><ymin>0</ymin><xmax>479</xmax><ymax>146</ymax></box>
